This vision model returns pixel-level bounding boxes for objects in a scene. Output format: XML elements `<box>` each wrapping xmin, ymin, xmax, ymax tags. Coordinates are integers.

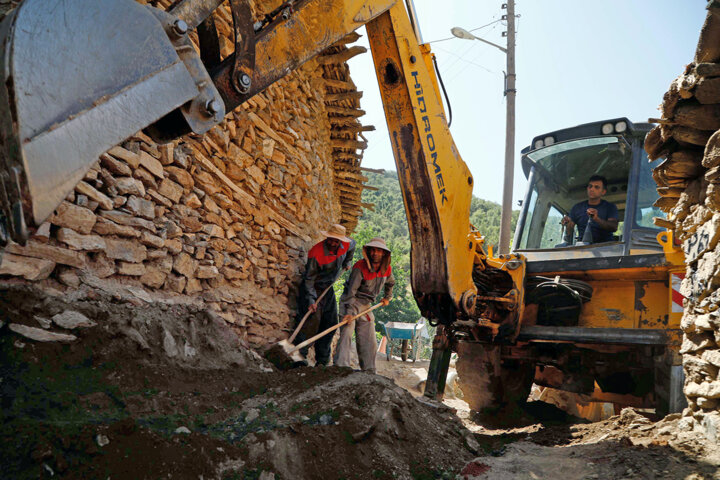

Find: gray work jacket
<box><xmin>340</xmin><ymin>258</ymin><xmax>395</xmax><ymax>315</ymax></box>
<box><xmin>301</xmin><ymin>239</ymin><xmax>356</xmax><ymax>303</ymax></box>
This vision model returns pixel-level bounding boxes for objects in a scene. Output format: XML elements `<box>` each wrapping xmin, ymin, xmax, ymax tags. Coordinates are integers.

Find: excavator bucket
<box><xmin>0</xmin><ymin>0</ymin><xmax>224</xmax><ymax>244</ymax></box>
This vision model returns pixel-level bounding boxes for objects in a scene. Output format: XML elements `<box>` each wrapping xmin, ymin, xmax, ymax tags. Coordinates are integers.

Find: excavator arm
<box><xmin>364</xmin><ymin>3</ymin><xmax>480</xmax><ymax>325</ymax></box>
<box><xmin>0</xmin><ymin>0</ymin><xmax>526</xmax><ymax>397</ymax></box>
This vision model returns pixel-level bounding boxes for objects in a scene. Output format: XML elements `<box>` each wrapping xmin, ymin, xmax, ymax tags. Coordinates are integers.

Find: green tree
<box><xmin>469</xmin><ymin>197</ymin><xmax>520</xmax><ymax>252</ymax></box>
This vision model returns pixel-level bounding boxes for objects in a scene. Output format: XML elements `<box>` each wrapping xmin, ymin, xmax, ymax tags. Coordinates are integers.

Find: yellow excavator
<box><xmin>0</xmin><ymin>0</ymin><xmax>687</xmax><ymax>413</ymax></box>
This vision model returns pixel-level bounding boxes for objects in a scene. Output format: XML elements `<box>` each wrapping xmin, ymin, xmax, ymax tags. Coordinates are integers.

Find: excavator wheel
<box><xmin>455</xmin><ymin>342</ymin><xmax>535</xmax><ymax>412</ymax></box>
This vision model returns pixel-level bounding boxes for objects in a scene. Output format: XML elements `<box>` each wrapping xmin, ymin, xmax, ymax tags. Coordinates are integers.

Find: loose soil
<box><xmin>376</xmin><ymin>352</ymin><xmax>720</xmax><ymax>480</ymax></box>
<box><xmin>2</xmin><ymin>280</ymin><xmax>719</xmax><ymax>479</ymax></box>
<box><xmin>0</xmin><ymin>281</ymin><xmax>473</xmax><ymax>479</ymax></box>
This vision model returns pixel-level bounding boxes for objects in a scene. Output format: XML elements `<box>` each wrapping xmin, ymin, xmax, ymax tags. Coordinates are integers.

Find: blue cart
<box><xmin>382</xmin><ymin>320</ymin><xmax>425</xmax><ymax>362</ymax></box>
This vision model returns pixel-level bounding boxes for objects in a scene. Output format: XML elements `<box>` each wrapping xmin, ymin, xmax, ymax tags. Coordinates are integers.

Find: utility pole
<box><xmin>498</xmin><ymin>0</ymin><xmax>516</xmax><ymax>254</ymax></box>
<box><xmin>451</xmin><ymin>3</ymin><xmax>516</xmax><ymax>253</ymax></box>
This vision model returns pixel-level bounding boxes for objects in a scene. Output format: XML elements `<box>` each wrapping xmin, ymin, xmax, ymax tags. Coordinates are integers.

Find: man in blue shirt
<box><xmin>562</xmin><ymin>175</ymin><xmax>619</xmax><ymax>244</ymax></box>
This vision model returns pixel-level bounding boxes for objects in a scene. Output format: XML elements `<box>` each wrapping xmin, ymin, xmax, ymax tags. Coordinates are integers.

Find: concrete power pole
<box><xmin>498</xmin><ymin>0</ymin><xmax>516</xmax><ymax>254</ymax></box>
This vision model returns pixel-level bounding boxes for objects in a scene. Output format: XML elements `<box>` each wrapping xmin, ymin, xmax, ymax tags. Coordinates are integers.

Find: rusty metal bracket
<box><xmin>431</xmin><ymin>325</ymin><xmax>450</xmax><ymax>350</ymax></box>
<box><xmin>197</xmin><ymin>16</ymin><xmax>222</xmax><ymax>69</ymax></box>
<box><xmin>209</xmin><ymin>0</ymin><xmax>393</xmax><ymax>113</ymax></box>
<box><xmin>229</xmin><ymin>0</ymin><xmax>255</xmax><ymax>94</ymax></box>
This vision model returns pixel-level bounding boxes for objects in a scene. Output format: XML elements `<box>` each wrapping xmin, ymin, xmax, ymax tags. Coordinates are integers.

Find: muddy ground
<box><xmin>1</xmin><ymin>280</ymin><xmax>719</xmax><ymax>479</ymax></box>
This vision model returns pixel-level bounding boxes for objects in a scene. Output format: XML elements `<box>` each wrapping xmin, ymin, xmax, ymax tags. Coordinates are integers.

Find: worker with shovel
<box><xmin>292</xmin><ymin>224</ymin><xmax>355</xmax><ymax>366</ymax></box>
<box><xmin>334</xmin><ymin>237</ymin><xmax>395</xmax><ymax>373</ymax></box>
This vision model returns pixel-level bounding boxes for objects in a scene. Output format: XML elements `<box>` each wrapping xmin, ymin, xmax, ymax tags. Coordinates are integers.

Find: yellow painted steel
<box><xmin>247</xmin><ymin>0</ymin><xmax>396</xmax><ymax>87</ymax></box>
<box><xmin>366</xmin><ymin>3</ymin><xmax>478</xmax><ymax>314</ymax></box>
<box><xmin>485</xmin><ymin>248</ymin><xmax>526</xmax><ymax>332</ymax></box>
<box><xmin>657</xmin><ymin>230</ymin><xmax>685</xmax><ymax>267</ymax></box>
<box><xmin>575</xmin><ymin>279</ymin><xmax>672</xmax><ymax>328</ymax></box>
<box><xmin>419</xmin><ymin>44</ymin><xmax>444</xmax><ymax>117</ymax></box>
<box><xmin>532</xmin><ymin>233</ymin><xmax>685</xmax><ymax>347</ymax></box>
<box><xmin>657</xmin><ymin>230</ymin><xmax>687</xmax><ymax>328</ymax></box>
<box><xmin>526</xmin><ymin>271</ymin><xmax>682</xmax><ymax>345</ymax></box>
<box><xmin>536</xmin><ymin>266</ymin><xmax>672</xmax><ymax>282</ymax></box>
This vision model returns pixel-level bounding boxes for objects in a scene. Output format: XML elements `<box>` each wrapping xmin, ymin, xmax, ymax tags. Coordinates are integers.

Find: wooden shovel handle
<box><xmin>289</xmin><ymin>303</ymin><xmax>383</xmax><ymax>355</ymax></box>
<box><xmin>287</xmin><ymin>283</ymin><xmax>335</xmax><ymax>343</ymax></box>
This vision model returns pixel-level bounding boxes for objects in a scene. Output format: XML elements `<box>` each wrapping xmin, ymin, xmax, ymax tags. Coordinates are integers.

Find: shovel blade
<box><xmin>264</xmin><ymin>340</ymin><xmax>306</xmax><ymax>370</ymax></box>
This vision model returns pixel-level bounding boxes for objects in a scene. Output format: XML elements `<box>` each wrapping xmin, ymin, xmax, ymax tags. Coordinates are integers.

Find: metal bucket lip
<box><xmin>10</xmin><ymin>0</ymin><xmax>181</xmax><ymax>142</ymax></box>
<box><xmin>0</xmin><ymin>0</ymin><xmax>210</xmax><ymax>229</ymax></box>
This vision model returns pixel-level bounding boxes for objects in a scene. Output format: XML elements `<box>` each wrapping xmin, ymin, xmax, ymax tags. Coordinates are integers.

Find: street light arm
<box><xmin>450</xmin><ymin>27</ymin><xmax>507</xmax><ymax>53</ymax></box>
<box><xmin>468</xmin><ymin>34</ymin><xmax>507</xmax><ymax>53</ymax></box>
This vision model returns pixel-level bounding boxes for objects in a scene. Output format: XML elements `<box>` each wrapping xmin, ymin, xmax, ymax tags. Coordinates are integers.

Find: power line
<box><xmin>435</xmin><ymin>40</ymin><xmax>482</xmax><ymax>77</ymax></box>
<box><xmin>469</xmin><ymin>18</ymin><xmax>503</xmax><ymax>33</ymax></box>
<box><xmin>425</xmin><ymin>18</ymin><xmax>503</xmax><ymax>44</ymax></box>
<box><xmin>442</xmin><ymin>20</ymin><xmax>501</xmax><ymax>75</ymax></box>
<box><xmin>440</xmin><ymin>22</ymin><xmax>504</xmax><ymax>83</ymax></box>
<box><xmin>435</xmin><ymin>45</ymin><xmax>495</xmax><ymax>74</ymax></box>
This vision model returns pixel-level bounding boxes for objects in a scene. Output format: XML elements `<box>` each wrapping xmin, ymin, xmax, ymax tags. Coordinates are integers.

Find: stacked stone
<box><xmin>0</xmin><ymin>0</ymin><xmax>18</xmax><ymax>17</ymax></box>
<box><xmin>645</xmin><ymin>2</ymin><xmax>720</xmax><ymax>442</ymax></box>
<box><xmin>0</xmin><ymin>1</ymin><xmax>372</xmax><ymax>349</ymax></box>
<box><xmin>318</xmin><ymin>32</ymin><xmax>377</xmax><ymax>231</ymax></box>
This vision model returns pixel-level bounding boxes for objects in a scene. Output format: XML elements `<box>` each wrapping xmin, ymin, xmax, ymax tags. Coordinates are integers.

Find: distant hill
<box><xmin>335</xmin><ymin>170</ymin><xmax>519</xmax><ymax>327</ymax></box>
<box><xmin>359</xmin><ymin>170</ymin><xmax>518</xmax><ymax>250</ymax></box>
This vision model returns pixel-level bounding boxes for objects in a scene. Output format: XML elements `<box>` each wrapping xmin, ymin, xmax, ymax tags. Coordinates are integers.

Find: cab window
<box><xmin>517</xmin><ymin>137</ymin><xmax>629</xmax><ymax>249</ymax></box>
<box><xmin>636</xmin><ymin>151</ymin><xmax>667</xmax><ymax>229</ymax></box>
<box><xmin>540</xmin><ymin>205</ymin><xmax>565</xmax><ymax>248</ymax></box>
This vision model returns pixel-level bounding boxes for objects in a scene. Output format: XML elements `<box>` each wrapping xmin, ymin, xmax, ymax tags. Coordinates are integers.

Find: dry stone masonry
<box><xmin>0</xmin><ymin>0</ymin><xmax>374</xmax><ymax>349</ymax></box>
<box><xmin>645</xmin><ymin>1</ymin><xmax>720</xmax><ymax>443</ymax></box>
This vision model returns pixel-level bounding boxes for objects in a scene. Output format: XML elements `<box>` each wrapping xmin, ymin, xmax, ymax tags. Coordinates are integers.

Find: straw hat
<box><xmin>321</xmin><ymin>223</ymin><xmax>350</xmax><ymax>243</ymax></box>
<box><xmin>364</xmin><ymin>237</ymin><xmax>390</xmax><ymax>253</ymax></box>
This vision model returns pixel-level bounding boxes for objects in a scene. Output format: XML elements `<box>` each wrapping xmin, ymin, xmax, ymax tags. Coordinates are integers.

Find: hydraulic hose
<box><xmin>432</xmin><ymin>55</ymin><xmax>453</xmax><ymax>128</ymax></box>
<box><xmin>526</xmin><ymin>276</ymin><xmax>593</xmax><ymax>326</ymax></box>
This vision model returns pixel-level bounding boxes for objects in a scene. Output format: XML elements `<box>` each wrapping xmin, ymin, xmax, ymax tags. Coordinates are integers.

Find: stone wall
<box><xmin>0</xmin><ymin>1</ymin><xmax>372</xmax><ymax>348</ymax></box>
<box><xmin>645</xmin><ymin>2</ymin><xmax>720</xmax><ymax>443</ymax></box>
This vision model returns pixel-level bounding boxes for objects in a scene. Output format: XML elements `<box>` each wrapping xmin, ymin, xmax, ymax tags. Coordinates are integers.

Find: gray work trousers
<box><xmin>333</xmin><ymin>306</ymin><xmax>377</xmax><ymax>372</ymax></box>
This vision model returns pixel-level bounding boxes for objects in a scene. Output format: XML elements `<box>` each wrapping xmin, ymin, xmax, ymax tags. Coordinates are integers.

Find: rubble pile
<box><xmin>0</xmin><ymin>0</ymin><xmax>374</xmax><ymax>349</ymax></box>
<box><xmin>645</xmin><ymin>3</ymin><xmax>720</xmax><ymax>443</ymax></box>
<box><xmin>0</xmin><ymin>283</ymin><xmax>475</xmax><ymax>479</ymax></box>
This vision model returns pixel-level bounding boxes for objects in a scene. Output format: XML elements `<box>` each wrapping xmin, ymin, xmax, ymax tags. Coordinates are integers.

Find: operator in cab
<box><xmin>561</xmin><ymin>175</ymin><xmax>619</xmax><ymax>244</ymax></box>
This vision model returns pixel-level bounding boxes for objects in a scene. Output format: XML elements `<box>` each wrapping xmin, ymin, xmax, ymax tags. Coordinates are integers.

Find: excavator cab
<box><xmin>457</xmin><ymin>118</ymin><xmax>687</xmax><ymax>417</ymax></box>
<box><xmin>513</xmin><ymin>118</ymin><xmax>666</xmax><ymax>259</ymax></box>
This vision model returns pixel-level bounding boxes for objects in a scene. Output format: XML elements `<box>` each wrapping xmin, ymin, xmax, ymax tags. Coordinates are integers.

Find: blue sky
<box><xmin>348</xmin><ymin>1</ymin><xmax>707</xmax><ymax>205</ymax></box>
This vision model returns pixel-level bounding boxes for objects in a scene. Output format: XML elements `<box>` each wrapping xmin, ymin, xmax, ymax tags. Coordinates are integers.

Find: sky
<box><xmin>347</xmin><ymin>1</ymin><xmax>708</xmax><ymax>205</ymax></box>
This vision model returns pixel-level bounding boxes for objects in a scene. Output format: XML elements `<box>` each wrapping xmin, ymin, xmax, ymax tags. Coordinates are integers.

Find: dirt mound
<box><xmin>226</xmin><ymin>367</ymin><xmax>476</xmax><ymax>479</ymax></box>
<box><xmin>1</xmin><ymin>282</ymin><xmax>477</xmax><ymax>479</ymax></box>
